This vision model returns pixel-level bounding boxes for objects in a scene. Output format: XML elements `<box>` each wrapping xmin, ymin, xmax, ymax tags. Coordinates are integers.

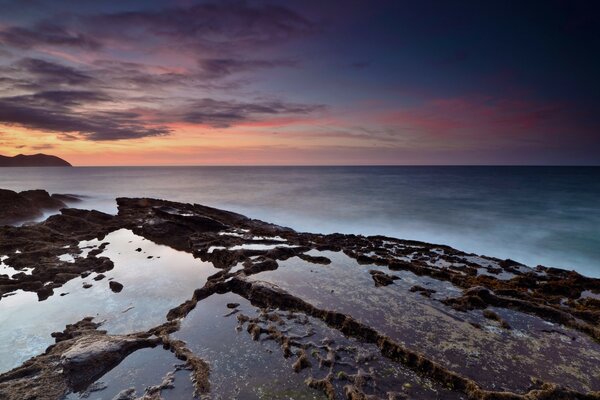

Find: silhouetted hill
<box><xmin>0</xmin><ymin>153</ymin><xmax>72</xmax><ymax>167</ymax></box>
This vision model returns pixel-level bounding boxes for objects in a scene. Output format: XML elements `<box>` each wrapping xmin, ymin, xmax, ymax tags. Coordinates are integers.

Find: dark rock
<box><xmin>109</xmin><ymin>281</ymin><xmax>124</xmax><ymax>293</ymax></box>
<box><xmin>0</xmin><ymin>189</ymin><xmax>40</xmax><ymax>224</ymax></box>
<box><xmin>369</xmin><ymin>270</ymin><xmax>399</xmax><ymax>287</ymax></box>
<box><xmin>409</xmin><ymin>285</ymin><xmax>436</xmax><ymax>297</ymax></box>
<box><xmin>19</xmin><ymin>190</ymin><xmax>65</xmax><ymax>210</ymax></box>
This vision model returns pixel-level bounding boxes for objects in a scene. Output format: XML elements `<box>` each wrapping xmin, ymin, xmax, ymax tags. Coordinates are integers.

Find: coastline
<box><xmin>0</xmin><ymin>194</ymin><xmax>598</xmax><ymax>399</ymax></box>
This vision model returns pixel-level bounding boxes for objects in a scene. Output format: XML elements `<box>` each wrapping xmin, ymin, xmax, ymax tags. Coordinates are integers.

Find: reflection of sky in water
<box><xmin>0</xmin><ymin>166</ymin><xmax>598</xmax><ymax>276</ymax></box>
<box><xmin>174</xmin><ymin>292</ymin><xmax>325</xmax><ymax>400</ymax></box>
<box><xmin>64</xmin><ymin>346</ymin><xmax>187</xmax><ymax>400</ymax></box>
<box><xmin>0</xmin><ymin>255</ymin><xmax>33</xmax><ymax>277</ymax></box>
<box><xmin>0</xmin><ymin>229</ymin><xmax>216</xmax><ymax>373</ymax></box>
<box><xmin>250</xmin><ymin>251</ymin><xmax>600</xmax><ymax>393</ymax></box>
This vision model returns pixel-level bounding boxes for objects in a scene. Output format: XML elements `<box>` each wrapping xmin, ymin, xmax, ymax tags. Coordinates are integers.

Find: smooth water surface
<box><xmin>0</xmin><ymin>229</ymin><xmax>216</xmax><ymax>373</ymax></box>
<box><xmin>0</xmin><ymin>166</ymin><xmax>598</xmax><ymax>276</ymax></box>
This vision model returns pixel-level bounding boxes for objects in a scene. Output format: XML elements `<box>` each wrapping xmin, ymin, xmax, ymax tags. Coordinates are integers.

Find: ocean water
<box><xmin>0</xmin><ymin>166</ymin><xmax>598</xmax><ymax>277</ymax></box>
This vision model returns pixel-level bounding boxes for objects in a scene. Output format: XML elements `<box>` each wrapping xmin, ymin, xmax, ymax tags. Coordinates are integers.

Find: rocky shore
<box><xmin>0</xmin><ymin>194</ymin><xmax>599</xmax><ymax>399</ymax></box>
<box><xmin>0</xmin><ymin>188</ymin><xmax>80</xmax><ymax>225</ymax></box>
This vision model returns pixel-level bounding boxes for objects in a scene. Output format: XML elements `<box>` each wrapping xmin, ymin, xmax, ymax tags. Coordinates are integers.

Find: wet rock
<box><xmin>292</xmin><ymin>349</ymin><xmax>312</xmax><ymax>372</ymax></box>
<box><xmin>409</xmin><ymin>285</ymin><xmax>436</xmax><ymax>297</ymax></box>
<box><xmin>0</xmin><ymin>189</ymin><xmax>41</xmax><ymax>224</ymax></box>
<box><xmin>0</xmin><ymin>189</ymin><xmax>70</xmax><ymax>225</ymax></box>
<box><xmin>298</xmin><ymin>253</ymin><xmax>332</xmax><ymax>265</ymax></box>
<box><xmin>482</xmin><ymin>309</ymin><xmax>512</xmax><ymax>330</ymax></box>
<box><xmin>0</xmin><ymin>318</ymin><xmax>159</xmax><ymax>400</ymax></box>
<box><xmin>20</xmin><ymin>190</ymin><xmax>65</xmax><ymax>210</ymax></box>
<box><xmin>2</xmin><ymin>193</ymin><xmax>600</xmax><ymax>400</ymax></box>
<box><xmin>369</xmin><ymin>270</ymin><xmax>399</xmax><ymax>287</ymax></box>
<box><xmin>36</xmin><ymin>286</ymin><xmax>54</xmax><ymax>301</ymax></box>
<box><xmin>109</xmin><ymin>281</ymin><xmax>124</xmax><ymax>293</ymax></box>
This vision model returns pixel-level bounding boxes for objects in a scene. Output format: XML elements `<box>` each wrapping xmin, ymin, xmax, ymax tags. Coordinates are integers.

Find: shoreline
<box><xmin>0</xmin><ymin>194</ymin><xmax>599</xmax><ymax>398</ymax></box>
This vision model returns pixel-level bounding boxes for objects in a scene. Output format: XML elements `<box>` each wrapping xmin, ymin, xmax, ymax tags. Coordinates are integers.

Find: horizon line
<box><xmin>59</xmin><ymin>164</ymin><xmax>600</xmax><ymax>168</ymax></box>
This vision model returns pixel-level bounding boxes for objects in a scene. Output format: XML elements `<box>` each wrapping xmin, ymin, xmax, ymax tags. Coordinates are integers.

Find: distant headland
<box><xmin>0</xmin><ymin>154</ymin><xmax>72</xmax><ymax>167</ymax></box>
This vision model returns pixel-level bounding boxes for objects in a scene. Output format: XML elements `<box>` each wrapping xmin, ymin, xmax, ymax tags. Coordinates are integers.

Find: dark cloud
<box><xmin>26</xmin><ymin>90</ymin><xmax>112</xmax><ymax>106</ymax></box>
<box><xmin>0</xmin><ymin>22</ymin><xmax>101</xmax><ymax>50</ymax></box>
<box><xmin>87</xmin><ymin>2</ymin><xmax>316</xmax><ymax>51</ymax></box>
<box><xmin>178</xmin><ymin>98</ymin><xmax>324</xmax><ymax>127</ymax></box>
<box><xmin>0</xmin><ymin>88</ymin><xmax>323</xmax><ymax>140</ymax></box>
<box><xmin>0</xmin><ymin>94</ymin><xmax>170</xmax><ymax>141</ymax></box>
<box><xmin>17</xmin><ymin>58</ymin><xmax>93</xmax><ymax>85</ymax></box>
<box><xmin>91</xmin><ymin>60</ymin><xmax>192</xmax><ymax>90</ymax></box>
<box><xmin>0</xmin><ymin>3</ymin><xmax>324</xmax><ymax>142</ymax></box>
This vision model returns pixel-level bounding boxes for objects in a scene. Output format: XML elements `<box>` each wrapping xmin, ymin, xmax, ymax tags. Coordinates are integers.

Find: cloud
<box><xmin>17</xmin><ymin>58</ymin><xmax>94</xmax><ymax>85</ymax></box>
<box><xmin>0</xmin><ymin>94</ymin><xmax>170</xmax><ymax>141</ymax></box>
<box><xmin>26</xmin><ymin>90</ymin><xmax>112</xmax><ymax>106</ymax></box>
<box><xmin>0</xmin><ymin>3</ymin><xmax>324</xmax><ymax>143</ymax></box>
<box><xmin>176</xmin><ymin>98</ymin><xmax>325</xmax><ymax>127</ymax></box>
<box><xmin>87</xmin><ymin>2</ymin><xmax>317</xmax><ymax>51</ymax></box>
<box><xmin>0</xmin><ymin>86</ymin><xmax>324</xmax><ymax>141</ymax></box>
<box><xmin>30</xmin><ymin>144</ymin><xmax>55</xmax><ymax>150</ymax></box>
<box><xmin>0</xmin><ymin>22</ymin><xmax>101</xmax><ymax>50</ymax></box>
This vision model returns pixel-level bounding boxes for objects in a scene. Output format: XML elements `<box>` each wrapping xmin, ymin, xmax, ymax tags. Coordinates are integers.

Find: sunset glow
<box><xmin>1</xmin><ymin>1</ymin><xmax>599</xmax><ymax>165</ymax></box>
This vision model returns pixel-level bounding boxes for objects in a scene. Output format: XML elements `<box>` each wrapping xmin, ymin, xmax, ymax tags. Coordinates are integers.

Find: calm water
<box><xmin>0</xmin><ymin>166</ymin><xmax>598</xmax><ymax>277</ymax></box>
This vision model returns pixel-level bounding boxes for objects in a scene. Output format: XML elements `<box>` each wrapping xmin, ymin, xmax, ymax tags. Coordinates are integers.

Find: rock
<box><xmin>0</xmin><ymin>188</ymin><xmax>67</xmax><ymax>225</ymax></box>
<box><xmin>226</xmin><ymin>303</ymin><xmax>240</xmax><ymax>309</ymax></box>
<box><xmin>19</xmin><ymin>190</ymin><xmax>65</xmax><ymax>210</ymax></box>
<box><xmin>112</xmin><ymin>388</ymin><xmax>136</xmax><ymax>400</ymax></box>
<box><xmin>409</xmin><ymin>285</ymin><xmax>436</xmax><ymax>297</ymax></box>
<box><xmin>93</xmin><ymin>274</ymin><xmax>106</xmax><ymax>281</ymax></box>
<box><xmin>0</xmin><ymin>317</ymin><xmax>157</xmax><ymax>400</ymax></box>
<box><xmin>82</xmin><ymin>282</ymin><xmax>93</xmax><ymax>289</ymax></box>
<box><xmin>369</xmin><ymin>270</ymin><xmax>399</xmax><ymax>287</ymax></box>
<box><xmin>109</xmin><ymin>281</ymin><xmax>124</xmax><ymax>293</ymax></box>
<box><xmin>0</xmin><ymin>189</ymin><xmax>40</xmax><ymax>224</ymax></box>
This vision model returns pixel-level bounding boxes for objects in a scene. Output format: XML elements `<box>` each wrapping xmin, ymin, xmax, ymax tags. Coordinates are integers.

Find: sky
<box><xmin>0</xmin><ymin>0</ymin><xmax>599</xmax><ymax>166</ymax></box>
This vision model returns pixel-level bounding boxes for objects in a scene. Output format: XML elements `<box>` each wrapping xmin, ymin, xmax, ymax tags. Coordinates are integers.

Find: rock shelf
<box><xmin>0</xmin><ymin>196</ymin><xmax>598</xmax><ymax>399</ymax></box>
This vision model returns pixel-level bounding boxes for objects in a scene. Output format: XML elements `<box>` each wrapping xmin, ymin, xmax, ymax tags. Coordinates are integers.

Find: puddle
<box><xmin>249</xmin><ymin>250</ymin><xmax>600</xmax><ymax>393</ymax></box>
<box><xmin>0</xmin><ymin>229</ymin><xmax>217</xmax><ymax>373</ymax></box>
<box><xmin>64</xmin><ymin>346</ymin><xmax>189</xmax><ymax>400</ymax></box>
<box><xmin>0</xmin><ymin>256</ymin><xmax>33</xmax><ymax>278</ymax></box>
<box><xmin>174</xmin><ymin>292</ymin><xmax>326</xmax><ymax>399</ymax></box>
<box><xmin>229</xmin><ymin>244</ymin><xmax>298</xmax><ymax>251</ymax></box>
<box><xmin>58</xmin><ymin>254</ymin><xmax>76</xmax><ymax>263</ymax></box>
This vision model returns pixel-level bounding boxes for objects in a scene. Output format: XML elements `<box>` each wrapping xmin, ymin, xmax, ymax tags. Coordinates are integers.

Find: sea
<box><xmin>1</xmin><ymin>166</ymin><xmax>598</xmax><ymax>277</ymax></box>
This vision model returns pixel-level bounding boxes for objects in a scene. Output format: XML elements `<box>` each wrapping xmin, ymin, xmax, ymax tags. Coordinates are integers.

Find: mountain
<box><xmin>0</xmin><ymin>153</ymin><xmax>72</xmax><ymax>167</ymax></box>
